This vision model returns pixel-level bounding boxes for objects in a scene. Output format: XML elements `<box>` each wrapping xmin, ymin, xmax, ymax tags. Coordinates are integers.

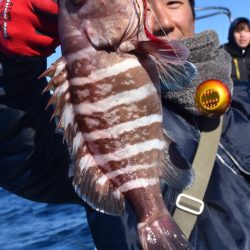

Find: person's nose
<box><xmin>146</xmin><ymin>3</ymin><xmax>175</xmax><ymax>37</ymax></box>
<box><xmin>240</xmin><ymin>31</ymin><xmax>247</xmax><ymax>38</ymax></box>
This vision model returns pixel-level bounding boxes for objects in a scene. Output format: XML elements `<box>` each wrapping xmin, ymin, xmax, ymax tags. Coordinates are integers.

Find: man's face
<box><xmin>146</xmin><ymin>0</ymin><xmax>195</xmax><ymax>40</ymax></box>
<box><xmin>233</xmin><ymin>22</ymin><xmax>250</xmax><ymax>49</ymax></box>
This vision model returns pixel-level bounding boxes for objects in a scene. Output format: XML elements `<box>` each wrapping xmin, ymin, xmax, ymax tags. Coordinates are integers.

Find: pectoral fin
<box><xmin>157</xmin><ymin>61</ymin><xmax>197</xmax><ymax>91</ymax></box>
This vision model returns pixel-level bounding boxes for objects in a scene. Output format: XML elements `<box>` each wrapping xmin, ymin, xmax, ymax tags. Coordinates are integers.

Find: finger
<box><xmin>34</xmin><ymin>13</ymin><xmax>59</xmax><ymax>37</ymax></box>
<box><xmin>29</xmin><ymin>0</ymin><xmax>59</xmax><ymax>39</ymax></box>
<box><xmin>31</xmin><ymin>0</ymin><xmax>58</xmax><ymax>18</ymax></box>
<box><xmin>30</xmin><ymin>32</ymin><xmax>60</xmax><ymax>56</ymax></box>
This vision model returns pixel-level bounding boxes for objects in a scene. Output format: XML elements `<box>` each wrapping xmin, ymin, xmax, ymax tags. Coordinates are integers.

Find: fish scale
<box><xmin>68</xmin><ymin>52</ymin><xmax>164</xmax><ymax>193</ymax></box>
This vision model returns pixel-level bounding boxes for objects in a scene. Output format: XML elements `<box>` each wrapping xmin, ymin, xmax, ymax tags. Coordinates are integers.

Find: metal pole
<box><xmin>195</xmin><ymin>6</ymin><xmax>233</xmax><ymax>23</ymax></box>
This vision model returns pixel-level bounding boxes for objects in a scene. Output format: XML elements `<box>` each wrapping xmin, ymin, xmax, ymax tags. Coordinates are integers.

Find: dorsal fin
<box><xmin>43</xmin><ymin>60</ymin><xmax>125</xmax><ymax>216</ymax></box>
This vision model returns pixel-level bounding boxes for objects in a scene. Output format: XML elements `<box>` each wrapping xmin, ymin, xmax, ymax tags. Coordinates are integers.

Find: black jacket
<box><xmin>0</xmin><ymin>54</ymin><xmax>82</xmax><ymax>205</ymax></box>
<box><xmin>223</xmin><ymin>17</ymin><xmax>250</xmax><ymax>82</ymax></box>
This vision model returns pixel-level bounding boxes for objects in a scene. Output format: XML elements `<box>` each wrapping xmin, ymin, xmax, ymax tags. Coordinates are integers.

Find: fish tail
<box><xmin>138</xmin><ymin>211</ymin><xmax>193</xmax><ymax>250</ymax></box>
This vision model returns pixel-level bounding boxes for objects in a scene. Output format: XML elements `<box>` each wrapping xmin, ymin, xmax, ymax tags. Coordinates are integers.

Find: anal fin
<box><xmin>73</xmin><ymin>161</ymin><xmax>125</xmax><ymax>216</ymax></box>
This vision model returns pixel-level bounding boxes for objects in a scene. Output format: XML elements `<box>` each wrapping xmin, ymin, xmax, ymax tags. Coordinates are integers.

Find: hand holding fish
<box><xmin>43</xmin><ymin>0</ymin><xmax>196</xmax><ymax>249</ymax></box>
<box><xmin>0</xmin><ymin>0</ymin><xmax>59</xmax><ymax>56</ymax></box>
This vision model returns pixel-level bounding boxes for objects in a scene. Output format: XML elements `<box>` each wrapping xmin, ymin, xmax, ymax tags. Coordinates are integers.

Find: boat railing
<box><xmin>195</xmin><ymin>6</ymin><xmax>233</xmax><ymax>23</ymax></box>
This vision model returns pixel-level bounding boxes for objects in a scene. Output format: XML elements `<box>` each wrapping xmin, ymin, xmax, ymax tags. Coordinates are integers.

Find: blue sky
<box><xmin>195</xmin><ymin>0</ymin><xmax>250</xmax><ymax>44</ymax></box>
<box><xmin>48</xmin><ymin>0</ymin><xmax>250</xmax><ymax>65</ymax></box>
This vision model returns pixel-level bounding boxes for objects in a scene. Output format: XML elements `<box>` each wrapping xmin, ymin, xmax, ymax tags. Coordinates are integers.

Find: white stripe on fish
<box><xmin>74</xmin><ymin>83</ymin><xmax>157</xmax><ymax>115</ymax></box>
<box><xmin>70</xmin><ymin>58</ymin><xmax>141</xmax><ymax>86</ymax></box>
<box><xmin>79</xmin><ymin>139</ymin><xmax>165</xmax><ymax>170</ymax></box>
<box><xmin>83</xmin><ymin>114</ymin><xmax>162</xmax><ymax>141</ymax></box>
<box><xmin>59</xmin><ymin>30</ymin><xmax>82</xmax><ymax>41</ymax></box>
<box><xmin>97</xmin><ymin>163</ymin><xmax>157</xmax><ymax>185</ymax></box>
<box><xmin>117</xmin><ymin>178</ymin><xmax>159</xmax><ymax>193</ymax></box>
<box><xmin>67</xmin><ymin>46</ymin><xmax>96</xmax><ymax>63</ymax></box>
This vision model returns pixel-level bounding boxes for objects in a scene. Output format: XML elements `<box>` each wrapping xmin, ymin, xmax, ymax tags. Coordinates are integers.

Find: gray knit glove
<box><xmin>162</xmin><ymin>30</ymin><xmax>233</xmax><ymax>116</ymax></box>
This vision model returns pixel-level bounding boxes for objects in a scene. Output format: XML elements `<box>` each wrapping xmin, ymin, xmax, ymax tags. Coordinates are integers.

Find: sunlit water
<box><xmin>0</xmin><ymin>188</ymin><xmax>95</xmax><ymax>250</ymax></box>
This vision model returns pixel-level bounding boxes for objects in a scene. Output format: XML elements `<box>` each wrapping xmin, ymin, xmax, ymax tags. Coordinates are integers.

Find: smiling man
<box><xmin>147</xmin><ymin>0</ymin><xmax>195</xmax><ymax>40</ymax></box>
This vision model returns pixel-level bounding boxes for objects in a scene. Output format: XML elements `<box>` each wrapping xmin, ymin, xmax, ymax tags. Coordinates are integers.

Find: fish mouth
<box><xmin>83</xmin><ymin>9</ymin><xmax>128</xmax><ymax>52</ymax></box>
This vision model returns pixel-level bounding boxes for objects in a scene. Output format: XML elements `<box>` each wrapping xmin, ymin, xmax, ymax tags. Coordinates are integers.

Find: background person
<box><xmin>223</xmin><ymin>17</ymin><xmax>250</xmax><ymax>82</ymax></box>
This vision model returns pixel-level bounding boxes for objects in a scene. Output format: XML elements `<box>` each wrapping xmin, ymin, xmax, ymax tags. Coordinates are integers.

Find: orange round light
<box><xmin>195</xmin><ymin>79</ymin><xmax>231</xmax><ymax>117</ymax></box>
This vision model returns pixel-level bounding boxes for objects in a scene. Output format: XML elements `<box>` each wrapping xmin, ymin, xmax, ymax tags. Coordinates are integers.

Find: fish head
<box><xmin>58</xmin><ymin>0</ymin><xmax>144</xmax><ymax>51</ymax></box>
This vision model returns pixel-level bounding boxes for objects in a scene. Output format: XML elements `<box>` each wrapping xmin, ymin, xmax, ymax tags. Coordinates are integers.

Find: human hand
<box><xmin>0</xmin><ymin>0</ymin><xmax>59</xmax><ymax>57</ymax></box>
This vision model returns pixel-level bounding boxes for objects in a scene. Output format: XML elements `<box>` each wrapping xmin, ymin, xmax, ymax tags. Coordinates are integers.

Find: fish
<box><xmin>42</xmin><ymin>0</ymin><xmax>196</xmax><ymax>249</ymax></box>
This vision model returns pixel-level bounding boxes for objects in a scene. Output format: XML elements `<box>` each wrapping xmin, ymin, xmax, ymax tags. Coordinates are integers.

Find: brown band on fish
<box><xmin>73</xmin><ymin>98</ymin><xmax>162</xmax><ymax>134</ymax></box>
<box><xmin>97</xmin><ymin>148</ymin><xmax>162</xmax><ymax>174</ymax></box>
<box><xmin>85</xmin><ymin>122</ymin><xmax>163</xmax><ymax>154</ymax></box>
<box><xmin>68</xmin><ymin>65</ymin><xmax>153</xmax><ymax>103</ymax></box>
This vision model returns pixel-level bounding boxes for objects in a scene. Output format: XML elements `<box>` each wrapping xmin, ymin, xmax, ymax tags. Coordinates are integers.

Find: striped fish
<box><xmin>42</xmin><ymin>0</ymin><xmax>195</xmax><ymax>249</ymax></box>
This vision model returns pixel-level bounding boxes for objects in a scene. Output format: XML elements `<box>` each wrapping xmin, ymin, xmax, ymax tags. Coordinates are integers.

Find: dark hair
<box><xmin>188</xmin><ymin>0</ymin><xmax>195</xmax><ymax>19</ymax></box>
<box><xmin>228</xmin><ymin>17</ymin><xmax>250</xmax><ymax>44</ymax></box>
<box><xmin>235</xmin><ymin>22</ymin><xmax>250</xmax><ymax>32</ymax></box>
